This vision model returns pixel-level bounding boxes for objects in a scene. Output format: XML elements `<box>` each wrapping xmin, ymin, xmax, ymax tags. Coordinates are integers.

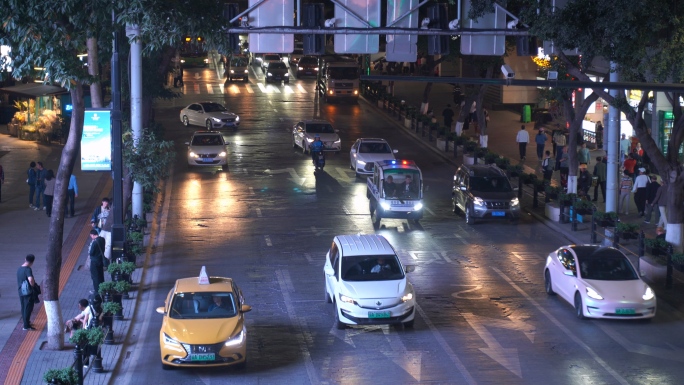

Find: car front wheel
<box><xmin>334</xmin><ymin>303</ymin><xmax>346</xmax><ymax>330</ymax></box>
<box><xmin>465</xmin><ymin>206</ymin><xmax>476</xmax><ymax>225</ymax></box>
<box><xmin>544</xmin><ymin>270</ymin><xmax>556</xmax><ymax>295</ymax></box>
<box><xmin>205</xmin><ymin>120</ymin><xmax>212</xmax><ymax>130</ymax></box>
<box><xmin>574</xmin><ymin>292</ymin><xmax>586</xmax><ymax>320</ymax></box>
<box><xmin>182</xmin><ymin>116</ymin><xmax>189</xmax><ymax>126</ymax></box>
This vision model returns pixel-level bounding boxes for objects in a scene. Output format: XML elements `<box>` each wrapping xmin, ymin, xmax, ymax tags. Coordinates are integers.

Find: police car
<box><xmin>366</xmin><ymin>159</ymin><xmax>423</xmax><ymax>227</ymax></box>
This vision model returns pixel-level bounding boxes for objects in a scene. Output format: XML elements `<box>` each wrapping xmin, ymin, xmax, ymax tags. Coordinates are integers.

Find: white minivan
<box><xmin>323</xmin><ymin>234</ymin><xmax>416</xmax><ymax>329</ymax></box>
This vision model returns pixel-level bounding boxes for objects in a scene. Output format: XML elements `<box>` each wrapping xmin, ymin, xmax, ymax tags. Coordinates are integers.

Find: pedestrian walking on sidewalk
<box><xmin>553</xmin><ymin>129</ymin><xmax>567</xmax><ymax>169</ymax></box>
<box><xmin>442</xmin><ymin>104</ymin><xmax>454</xmax><ymax>131</ymax></box>
<box><xmin>620</xmin><ymin>134</ymin><xmax>631</xmax><ymax>162</ymax></box>
<box><xmin>535</xmin><ymin>128</ymin><xmax>547</xmax><ymax>160</ymax></box>
<box><xmin>97</xmin><ymin>201</ymin><xmax>114</xmax><ymax>261</ymax></box>
<box><xmin>541</xmin><ymin>151</ymin><xmax>554</xmax><ymax>183</ymax></box>
<box><xmin>592</xmin><ymin>156</ymin><xmax>607</xmax><ymax>202</ymax></box>
<box><xmin>618</xmin><ymin>171</ymin><xmax>633</xmax><ymax>215</ymax></box>
<box><xmin>577</xmin><ymin>165</ymin><xmax>591</xmax><ymax>198</ymax></box>
<box><xmin>516</xmin><ymin>125</ymin><xmax>529</xmax><ymax>160</ymax></box>
<box><xmin>653</xmin><ymin>182</ymin><xmax>668</xmax><ymax>227</ymax></box>
<box><xmin>624</xmin><ymin>154</ymin><xmax>637</xmax><ymax>180</ymax></box>
<box><xmin>17</xmin><ymin>254</ymin><xmax>36</xmax><ymax>330</ymax></box>
<box><xmin>88</xmin><ymin>229</ymin><xmax>106</xmax><ymax>293</ymax></box>
<box><xmin>0</xmin><ymin>163</ymin><xmax>4</xmax><ymax>202</ymax></box>
<box><xmin>33</xmin><ymin>162</ymin><xmax>45</xmax><ymax>210</ymax></box>
<box><xmin>643</xmin><ymin>175</ymin><xmax>661</xmax><ymax>224</ymax></box>
<box><xmin>66</xmin><ymin>174</ymin><xmax>78</xmax><ymax>217</ymax></box>
<box><xmin>577</xmin><ymin>143</ymin><xmax>590</xmax><ymax>167</ymax></box>
<box><xmin>27</xmin><ymin>162</ymin><xmax>37</xmax><ymax>207</ymax></box>
<box><xmin>43</xmin><ymin>170</ymin><xmax>56</xmax><ymax>217</ymax></box>
<box><xmin>632</xmin><ymin>167</ymin><xmax>649</xmax><ymax>216</ymax></box>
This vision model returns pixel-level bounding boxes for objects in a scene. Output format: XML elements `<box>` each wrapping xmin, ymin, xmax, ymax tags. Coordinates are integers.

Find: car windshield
<box><xmin>341</xmin><ymin>255</ymin><xmax>405</xmax><ymax>281</ymax></box>
<box><xmin>169</xmin><ymin>292</ymin><xmax>238</xmax><ymax>319</ymax></box>
<box><xmin>192</xmin><ymin>135</ymin><xmax>223</xmax><ymax>146</ymax></box>
<box><xmin>470</xmin><ymin>176</ymin><xmax>513</xmax><ymax>193</ymax></box>
<box><xmin>575</xmin><ymin>247</ymin><xmax>639</xmax><ymax>281</ymax></box>
<box><xmin>300</xmin><ymin>57</ymin><xmax>317</xmax><ymax>65</ymax></box>
<box><xmin>360</xmin><ymin>142</ymin><xmax>391</xmax><ymax>153</ymax></box>
<box><xmin>382</xmin><ymin>170</ymin><xmax>421</xmax><ymax>199</ymax></box>
<box><xmin>201</xmin><ymin>103</ymin><xmax>227</xmax><ymax>113</ymax></box>
<box><xmin>269</xmin><ymin>62</ymin><xmax>287</xmax><ymax>70</ymax></box>
<box><xmin>292</xmin><ymin>49</ymin><xmax>303</xmax><ymax>55</ymax></box>
<box><xmin>305</xmin><ymin>123</ymin><xmax>335</xmax><ymax>134</ymax></box>
<box><xmin>328</xmin><ymin>67</ymin><xmax>359</xmax><ymax>79</ymax></box>
<box><xmin>264</xmin><ymin>54</ymin><xmax>280</xmax><ymax>61</ymax></box>
<box><xmin>231</xmin><ymin>57</ymin><xmax>248</xmax><ymax>67</ymax></box>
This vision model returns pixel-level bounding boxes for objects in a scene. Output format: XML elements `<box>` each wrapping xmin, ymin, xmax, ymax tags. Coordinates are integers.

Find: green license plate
<box><xmin>190</xmin><ymin>353</ymin><xmax>215</xmax><ymax>361</ymax></box>
<box><xmin>368</xmin><ymin>311</ymin><xmax>391</xmax><ymax>319</ymax></box>
<box><xmin>615</xmin><ymin>308</ymin><xmax>636</xmax><ymax>315</ymax></box>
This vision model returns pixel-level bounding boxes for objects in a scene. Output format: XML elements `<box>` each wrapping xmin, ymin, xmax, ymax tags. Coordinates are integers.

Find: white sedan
<box><xmin>180</xmin><ymin>102</ymin><xmax>240</xmax><ymax>130</ymax></box>
<box><xmin>349</xmin><ymin>138</ymin><xmax>398</xmax><ymax>177</ymax></box>
<box><xmin>544</xmin><ymin>245</ymin><xmax>656</xmax><ymax>320</ymax></box>
<box><xmin>185</xmin><ymin>131</ymin><xmax>229</xmax><ymax>171</ymax></box>
<box><xmin>292</xmin><ymin>120</ymin><xmax>341</xmax><ymax>153</ymax></box>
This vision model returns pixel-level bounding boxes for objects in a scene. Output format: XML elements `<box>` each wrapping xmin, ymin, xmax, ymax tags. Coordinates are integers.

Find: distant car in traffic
<box><xmin>452</xmin><ymin>164</ymin><xmax>520</xmax><ymax>224</ymax></box>
<box><xmin>260</xmin><ymin>54</ymin><xmax>282</xmax><ymax>72</ymax></box>
<box><xmin>324</xmin><ymin>234</ymin><xmax>416</xmax><ymax>329</ymax></box>
<box><xmin>544</xmin><ymin>245</ymin><xmax>656</xmax><ymax>320</ymax></box>
<box><xmin>180</xmin><ymin>102</ymin><xmax>240</xmax><ymax>130</ymax></box>
<box><xmin>185</xmin><ymin>131</ymin><xmax>229</xmax><ymax>171</ymax></box>
<box><xmin>296</xmin><ymin>56</ymin><xmax>319</xmax><ymax>78</ymax></box>
<box><xmin>292</xmin><ymin>119</ymin><xmax>341</xmax><ymax>153</ymax></box>
<box><xmin>349</xmin><ymin>138</ymin><xmax>398</xmax><ymax>177</ymax></box>
<box><xmin>156</xmin><ymin>268</ymin><xmax>251</xmax><ymax>369</ymax></box>
<box><xmin>288</xmin><ymin>48</ymin><xmax>304</xmax><ymax>67</ymax></box>
<box><xmin>265</xmin><ymin>62</ymin><xmax>289</xmax><ymax>84</ymax></box>
<box><xmin>227</xmin><ymin>55</ymin><xmax>249</xmax><ymax>82</ymax></box>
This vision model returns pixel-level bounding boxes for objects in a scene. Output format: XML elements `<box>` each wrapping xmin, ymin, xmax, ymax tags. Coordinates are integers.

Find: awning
<box><xmin>0</xmin><ymin>83</ymin><xmax>68</xmax><ymax>98</ymax></box>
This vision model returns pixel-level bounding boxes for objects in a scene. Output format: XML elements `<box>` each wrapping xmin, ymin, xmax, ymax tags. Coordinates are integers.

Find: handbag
<box><xmin>20</xmin><ymin>280</ymin><xmax>33</xmax><ymax>296</ymax></box>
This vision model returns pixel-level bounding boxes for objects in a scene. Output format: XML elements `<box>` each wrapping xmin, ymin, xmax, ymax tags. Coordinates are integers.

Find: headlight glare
<box><xmin>211</xmin><ymin>117</ymin><xmax>221</xmax><ymax>122</ymax></box>
<box><xmin>643</xmin><ymin>287</ymin><xmax>655</xmax><ymax>300</ymax></box>
<box><xmin>189</xmin><ymin>151</ymin><xmax>197</xmax><ymax>158</ymax></box>
<box><xmin>267</xmin><ymin>72</ymin><xmax>272</xmax><ymax>76</ymax></box>
<box><xmin>339</xmin><ymin>294</ymin><xmax>354</xmax><ymax>304</ymax></box>
<box><xmin>473</xmin><ymin>197</ymin><xmax>484</xmax><ymax>207</ymax></box>
<box><xmin>511</xmin><ymin>198</ymin><xmax>520</xmax><ymax>207</ymax></box>
<box><xmin>230</xmin><ymin>69</ymin><xmax>235</xmax><ymax>73</ymax></box>
<box><xmin>380</xmin><ymin>202</ymin><xmax>391</xmax><ymax>210</ymax></box>
<box><xmin>219</xmin><ymin>151</ymin><xmax>227</xmax><ymax>157</ymax></box>
<box><xmin>356</xmin><ymin>160</ymin><xmax>366</xmax><ymax>166</ymax></box>
<box><xmin>224</xmin><ymin>329</ymin><xmax>245</xmax><ymax>347</ymax></box>
<box><xmin>401</xmin><ymin>292</ymin><xmax>413</xmax><ymax>302</ymax></box>
<box><xmin>414</xmin><ymin>203</ymin><xmax>423</xmax><ymax>210</ymax></box>
<box><xmin>586</xmin><ymin>287</ymin><xmax>603</xmax><ymax>300</ymax></box>
<box><xmin>306</xmin><ymin>138</ymin><xmax>314</xmax><ymax>143</ymax></box>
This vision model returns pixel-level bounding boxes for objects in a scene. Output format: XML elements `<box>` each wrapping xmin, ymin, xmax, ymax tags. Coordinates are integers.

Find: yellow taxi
<box><xmin>156</xmin><ymin>267</ymin><xmax>252</xmax><ymax>369</ymax></box>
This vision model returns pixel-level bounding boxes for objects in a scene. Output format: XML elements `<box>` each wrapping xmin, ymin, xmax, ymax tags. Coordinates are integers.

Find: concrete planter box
<box><xmin>545</xmin><ymin>202</ymin><xmax>561</xmax><ymax>222</ymax></box>
<box><xmin>639</xmin><ymin>256</ymin><xmax>667</xmax><ymax>284</ymax></box>
<box><xmin>436</xmin><ymin>138</ymin><xmax>447</xmax><ymax>151</ymax></box>
<box><xmin>463</xmin><ymin>154</ymin><xmax>475</xmax><ymax>165</ymax></box>
<box><xmin>404</xmin><ymin>118</ymin><xmax>412</xmax><ymax>129</ymax></box>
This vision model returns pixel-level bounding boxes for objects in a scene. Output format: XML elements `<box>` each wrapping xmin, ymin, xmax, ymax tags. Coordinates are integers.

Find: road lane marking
<box><xmin>264</xmin><ymin>235</ymin><xmax>272</xmax><ymax>246</ymax></box>
<box><xmin>276</xmin><ymin>269</ymin><xmax>320</xmax><ymax>384</ymax></box>
<box><xmin>451</xmin><ymin>285</ymin><xmax>487</xmax><ymax>300</ymax></box>
<box><xmin>245</xmin><ymin>84</ymin><xmax>254</xmax><ymax>93</ymax></box>
<box><xmin>206</xmin><ymin>84</ymin><xmax>213</xmax><ymax>94</ymax></box>
<box><xmin>453</xmin><ymin>233</ymin><xmax>468</xmax><ymax>245</ymax></box>
<box><xmin>284</xmin><ymin>85</ymin><xmax>295</xmax><ymax>93</ymax></box>
<box><xmin>219</xmin><ymin>84</ymin><xmax>225</xmax><ymax>93</ymax></box>
<box><xmin>598</xmin><ymin>323</ymin><xmax>684</xmax><ymax>362</ymax></box>
<box><xmin>492</xmin><ymin>267</ymin><xmax>630</xmax><ymax>385</ymax></box>
<box><xmin>425</xmin><ymin>207</ymin><xmax>435</xmax><ymax>216</ymax></box>
<box><xmin>249</xmin><ymin>187</ymin><xmax>255</xmax><ymax>195</ymax></box>
<box><xmin>256</xmin><ymin>208</ymin><xmax>262</xmax><ymax>217</ymax></box>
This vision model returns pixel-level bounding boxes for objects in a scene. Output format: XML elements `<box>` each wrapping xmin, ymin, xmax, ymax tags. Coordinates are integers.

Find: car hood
<box><xmin>267</xmin><ymin>68</ymin><xmax>288</xmax><ymax>74</ymax></box>
<box><xmin>188</xmin><ymin>145</ymin><xmax>227</xmax><ymax>153</ymax></box>
<box><xmin>471</xmin><ymin>191</ymin><xmax>516</xmax><ymax>201</ymax></box>
<box><xmin>205</xmin><ymin>111</ymin><xmax>238</xmax><ymax>119</ymax></box>
<box><xmin>304</xmin><ymin>133</ymin><xmax>339</xmax><ymax>142</ymax></box>
<box><xmin>340</xmin><ymin>279</ymin><xmax>407</xmax><ymax>299</ymax></box>
<box><xmin>164</xmin><ymin>316</ymin><xmax>242</xmax><ymax>344</ymax></box>
<box><xmin>582</xmin><ymin>279</ymin><xmax>650</xmax><ymax>301</ymax></box>
<box><xmin>356</xmin><ymin>152</ymin><xmax>396</xmax><ymax>163</ymax></box>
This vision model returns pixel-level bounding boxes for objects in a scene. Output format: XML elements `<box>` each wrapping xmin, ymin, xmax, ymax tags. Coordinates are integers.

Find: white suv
<box><xmin>323</xmin><ymin>234</ymin><xmax>416</xmax><ymax>329</ymax></box>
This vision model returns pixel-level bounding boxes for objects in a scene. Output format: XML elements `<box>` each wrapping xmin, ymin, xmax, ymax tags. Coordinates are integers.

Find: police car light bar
<box><xmin>381</xmin><ymin>159</ymin><xmax>415</xmax><ymax>166</ymax></box>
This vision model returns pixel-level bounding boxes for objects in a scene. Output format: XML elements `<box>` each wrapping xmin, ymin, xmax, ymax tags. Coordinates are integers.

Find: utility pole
<box><xmin>111</xmin><ymin>10</ymin><xmax>125</xmax><ymax>262</ymax></box>
<box><xmin>606</xmin><ymin>62</ymin><xmax>619</xmax><ymax>215</ymax></box>
<box><xmin>127</xmin><ymin>24</ymin><xmax>144</xmax><ymax>219</ymax></box>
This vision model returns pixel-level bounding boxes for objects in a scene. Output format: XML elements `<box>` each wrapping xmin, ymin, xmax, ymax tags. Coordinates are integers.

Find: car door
<box><xmin>554</xmin><ymin>248</ymin><xmax>577</xmax><ymax>301</ymax></box>
<box><xmin>294</xmin><ymin>122</ymin><xmax>304</xmax><ymax>147</ymax></box>
<box><xmin>456</xmin><ymin>172</ymin><xmax>467</xmax><ymax>211</ymax></box>
<box><xmin>325</xmin><ymin>241</ymin><xmax>340</xmax><ymax>299</ymax></box>
<box><xmin>350</xmin><ymin>140</ymin><xmax>360</xmax><ymax>166</ymax></box>
<box><xmin>188</xmin><ymin>104</ymin><xmax>201</xmax><ymax>126</ymax></box>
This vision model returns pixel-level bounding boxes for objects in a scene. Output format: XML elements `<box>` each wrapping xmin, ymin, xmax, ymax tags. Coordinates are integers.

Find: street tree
<box><xmin>521</xmin><ymin>0</ymin><xmax>684</xmax><ymax>249</ymax></box>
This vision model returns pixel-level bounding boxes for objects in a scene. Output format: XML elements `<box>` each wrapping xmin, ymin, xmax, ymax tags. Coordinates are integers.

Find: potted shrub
<box><xmin>127</xmin><ymin>231</ymin><xmax>144</xmax><ymax>260</ymax></box>
<box><xmin>494</xmin><ymin>156</ymin><xmax>510</xmax><ymax>170</ymax></box>
<box><xmin>507</xmin><ymin>164</ymin><xmax>523</xmax><ymax>178</ymax></box>
<box><xmin>484</xmin><ymin>151</ymin><xmax>499</xmax><ymax>165</ymax></box>
<box><xmin>594</xmin><ymin>211</ymin><xmax>618</xmax><ymax>227</ymax></box>
<box><xmin>520</xmin><ymin>172</ymin><xmax>535</xmax><ymax>185</ymax></box>
<box><xmin>615</xmin><ymin>222</ymin><xmax>639</xmax><ymax>240</ymax></box>
<box><xmin>672</xmin><ymin>252</ymin><xmax>684</xmax><ymax>272</ymax></box>
<box><xmin>108</xmin><ymin>261</ymin><xmax>136</xmax><ymax>282</ymax></box>
<box><xmin>454</xmin><ymin>135</ymin><xmax>468</xmax><ymax>146</ymax></box>
<box><xmin>43</xmin><ymin>368</ymin><xmax>78</xmax><ymax>385</ymax></box>
<box><xmin>573</xmin><ymin>199</ymin><xmax>594</xmax><ymax>215</ymax></box>
<box><xmin>101</xmin><ymin>301</ymin><xmax>122</xmax><ymax>344</ymax></box>
<box><xmin>463</xmin><ymin>140</ymin><xmax>478</xmax><ymax>154</ymax></box>
<box><xmin>545</xmin><ymin>185</ymin><xmax>561</xmax><ymax>200</ymax></box>
<box><xmin>558</xmin><ymin>192</ymin><xmax>576</xmax><ymax>206</ymax></box>
<box><xmin>644</xmin><ymin>238</ymin><xmax>668</xmax><ymax>257</ymax></box>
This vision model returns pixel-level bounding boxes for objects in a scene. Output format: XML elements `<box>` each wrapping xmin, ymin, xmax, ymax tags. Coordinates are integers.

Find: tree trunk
<box><xmin>562</xmin><ymin>91</ymin><xmax>599</xmax><ymax>194</ymax></box>
<box><xmin>420</xmin><ymin>82</ymin><xmax>433</xmax><ymax>114</ymax></box>
<box><xmin>87</xmin><ymin>37</ymin><xmax>103</xmax><ymax>108</ymax></box>
<box><xmin>44</xmin><ymin>85</ymin><xmax>85</xmax><ymax>350</ymax></box>
<box><xmin>475</xmin><ymin>65</ymin><xmax>493</xmax><ymax>138</ymax></box>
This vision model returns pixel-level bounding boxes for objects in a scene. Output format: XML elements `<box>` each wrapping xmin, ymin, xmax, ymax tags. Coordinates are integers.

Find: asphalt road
<box><xmin>114</xmin><ymin>61</ymin><xmax>684</xmax><ymax>385</ymax></box>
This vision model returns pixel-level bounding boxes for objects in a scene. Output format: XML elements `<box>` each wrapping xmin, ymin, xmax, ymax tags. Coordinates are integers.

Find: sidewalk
<box><xmin>0</xmin><ymin>127</ymin><xmax>140</xmax><ymax>384</ymax></box>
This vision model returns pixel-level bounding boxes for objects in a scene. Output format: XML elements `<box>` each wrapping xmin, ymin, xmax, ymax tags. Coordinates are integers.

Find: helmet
<box><xmin>314</xmin><ymin>134</ymin><xmax>320</xmax><ymax>138</ymax></box>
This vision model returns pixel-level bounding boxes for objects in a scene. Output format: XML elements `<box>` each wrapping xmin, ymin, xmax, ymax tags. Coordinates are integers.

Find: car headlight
<box><xmin>163</xmin><ymin>333</ymin><xmax>182</xmax><ymax>348</ymax></box>
<box><xmin>586</xmin><ymin>287</ymin><xmax>603</xmax><ymax>300</ymax></box>
<box><xmin>298</xmin><ymin>67</ymin><xmax>303</xmax><ymax>70</ymax></box>
<box><xmin>203</xmin><ymin>59</ymin><xmax>209</xmax><ymax>63</ymax></box>
<box><xmin>224</xmin><ymin>328</ymin><xmax>245</xmax><ymax>347</ymax></box>
<box><xmin>211</xmin><ymin>117</ymin><xmax>221</xmax><ymax>122</ymax></box>
<box><xmin>643</xmin><ymin>286</ymin><xmax>655</xmax><ymax>300</ymax></box>
<box><xmin>267</xmin><ymin>72</ymin><xmax>272</xmax><ymax>76</ymax></box>
<box><xmin>244</xmin><ymin>69</ymin><xmax>248</xmax><ymax>73</ymax></box>
<box><xmin>353</xmin><ymin>90</ymin><xmax>359</xmax><ymax>95</ymax></box>
<box><xmin>314</xmin><ymin>67</ymin><xmax>319</xmax><ymax>71</ymax></box>
<box><xmin>180</xmin><ymin>59</ymin><xmax>186</xmax><ymax>63</ymax></box>
<box><xmin>235</xmin><ymin>116</ymin><xmax>240</xmax><ymax>122</ymax></box>
<box><xmin>219</xmin><ymin>151</ymin><xmax>227</xmax><ymax>157</ymax></box>
<box><xmin>306</xmin><ymin>138</ymin><xmax>314</xmax><ymax>142</ymax></box>
<box><xmin>511</xmin><ymin>197</ymin><xmax>520</xmax><ymax>207</ymax></box>
<box><xmin>284</xmin><ymin>73</ymin><xmax>289</xmax><ymax>76</ymax></box>
<box><xmin>473</xmin><ymin>197</ymin><xmax>484</xmax><ymax>207</ymax></box>
<box><xmin>189</xmin><ymin>151</ymin><xmax>198</xmax><ymax>158</ymax></box>
<box><xmin>230</xmin><ymin>69</ymin><xmax>235</xmax><ymax>73</ymax></box>
<box><xmin>334</xmin><ymin>139</ymin><xmax>341</xmax><ymax>144</ymax></box>
<box><xmin>401</xmin><ymin>292</ymin><xmax>414</xmax><ymax>302</ymax></box>
<box><xmin>339</xmin><ymin>294</ymin><xmax>354</xmax><ymax>304</ymax></box>
<box><xmin>413</xmin><ymin>202</ymin><xmax>423</xmax><ymax>210</ymax></box>
<box><xmin>380</xmin><ymin>202</ymin><xmax>391</xmax><ymax>210</ymax></box>
<box><xmin>356</xmin><ymin>160</ymin><xmax>366</xmax><ymax>166</ymax></box>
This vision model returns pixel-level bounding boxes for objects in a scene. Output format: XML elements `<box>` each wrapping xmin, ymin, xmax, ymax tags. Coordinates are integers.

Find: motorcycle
<box><xmin>312</xmin><ymin>151</ymin><xmax>325</xmax><ymax>171</ymax></box>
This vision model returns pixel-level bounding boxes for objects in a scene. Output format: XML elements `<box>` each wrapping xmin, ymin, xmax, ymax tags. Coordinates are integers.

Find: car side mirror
<box><xmin>513</xmin><ymin>187</ymin><xmax>519</xmax><ymax>192</ymax></box>
<box><xmin>156</xmin><ymin>306</ymin><xmax>166</xmax><ymax>315</ymax></box>
<box><xmin>335</xmin><ymin>129</ymin><xmax>340</xmax><ymax>133</ymax></box>
<box><xmin>460</xmin><ymin>186</ymin><xmax>467</xmax><ymax>191</ymax></box>
<box><xmin>563</xmin><ymin>270</ymin><xmax>575</xmax><ymax>277</ymax></box>
<box><xmin>324</xmin><ymin>266</ymin><xmax>335</xmax><ymax>276</ymax></box>
<box><xmin>393</xmin><ymin>149</ymin><xmax>398</xmax><ymax>154</ymax></box>
<box><xmin>404</xmin><ymin>265</ymin><xmax>416</xmax><ymax>273</ymax></box>
<box><xmin>184</xmin><ymin>142</ymin><xmax>190</xmax><ymax>145</ymax></box>
<box><xmin>241</xmin><ymin>304</ymin><xmax>252</xmax><ymax>313</ymax></box>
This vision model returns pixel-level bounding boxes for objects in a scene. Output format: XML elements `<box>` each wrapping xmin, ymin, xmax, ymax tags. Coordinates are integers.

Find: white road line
<box><xmin>256</xmin><ymin>208</ymin><xmax>262</xmax><ymax>217</ymax></box>
<box><xmin>453</xmin><ymin>233</ymin><xmax>468</xmax><ymax>245</ymax></box>
<box><xmin>249</xmin><ymin>187</ymin><xmax>255</xmax><ymax>195</ymax></box>
<box><xmin>245</xmin><ymin>84</ymin><xmax>254</xmax><ymax>93</ymax></box>
<box><xmin>264</xmin><ymin>235</ymin><xmax>272</xmax><ymax>246</ymax></box>
<box><xmin>297</xmin><ymin>84</ymin><xmax>308</xmax><ymax>93</ymax></box>
<box><xmin>415</xmin><ymin>303</ymin><xmax>477</xmax><ymax>385</ymax></box>
<box><xmin>342</xmin><ymin>206</ymin><xmax>351</xmax><ymax>215</ymax></box>
<box><xmin>276</xmin><ymin>269</ymin><xmax>320</xmax><ymax>384</ymax></box>
<box><xmin>218</xmin><ymin>84</ymin><xmax>225</xmax><ymax>93</ymax></box>
<box><xmin>492</xmin><ymin>267</ymin><xmax>630</xmax><ymax>385</ymax></box>
<box><xmin>193</xmin><ymin>83</ymin><xmax>200</xmax><ymax>94</ymax></box>
<box><xmin>284</xmin><ymin>85</ymin><xmax>295</xmax><ymax>94</ymax></box>
<box><xmin>206</xmin><ymin>84</ymin><xmax>213</xmax><ymax>94</ymax></box>
<box><xmin>425</xmin><ymin>207</ymin><xmax>436</xmax><ymax>216</ymax></box>
<box><xmin>268</xmin><ymin>85</ymin><xmax>281</xmax><ymax>93</ymax></box>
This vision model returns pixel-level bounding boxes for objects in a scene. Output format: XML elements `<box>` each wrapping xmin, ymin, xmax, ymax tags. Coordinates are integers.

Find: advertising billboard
<box><xmin>81</xmin><ymin>109</ymin><xmax>111</xmax><ymax>171</ymax></box>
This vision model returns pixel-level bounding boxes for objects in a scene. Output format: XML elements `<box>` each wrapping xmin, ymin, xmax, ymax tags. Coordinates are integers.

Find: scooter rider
<box><xmin>309</xmin><ymin>134</ymin><xmax>325</xmax><ymax>164</ymax></box>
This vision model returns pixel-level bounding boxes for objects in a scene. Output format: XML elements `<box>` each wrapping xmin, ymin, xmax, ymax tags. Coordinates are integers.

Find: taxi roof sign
<box><xmin>198</xmin><ymin>266</ymin><xmax>210</xmax><ymax>285</ymax></box>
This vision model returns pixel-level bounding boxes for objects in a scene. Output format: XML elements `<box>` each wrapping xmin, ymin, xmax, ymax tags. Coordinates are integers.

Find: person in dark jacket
<box><xmin>643</xmin><ymin>176</ymin><xmax>661</xmax><ymax>224</ymax></box>
<box><xmin>17</xmin><ymin>254</ymin><xmax>37</xmax><ymax>330</ymax></box>
<box><xmin>88</xmin><ymin>230</ymin><xmax>106</xmax><ymax>293</ymax></box>
<box><xmin>27</xmin><ymin>161</ymin><xmax>37</xmax><ymax>208</ymax></box>
<box><xmin>33</xmin><ymin>162</ymin><xmax>46</xmax><ymax>210</ymax></box>
<box><xmin>577</xmin><ymin>165</ymin><xmax>592</xmax><ymax>198</ymax></box>
<box><xmin>592</xmin><ymin>156</ymin><xmax>607</xmax><ymax>202</ymax></box>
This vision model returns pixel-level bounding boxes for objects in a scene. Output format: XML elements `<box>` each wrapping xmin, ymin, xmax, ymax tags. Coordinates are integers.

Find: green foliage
<box><xmin>69</xmin><ymin>327</ymin><xmax>105</xmax><ymax>347</ymax></box>
<box><xmin>464</xmin><ymin>140</ymin><xmax>478</xmax><ymax>153</ymax></box>
<box><xmin>102</xmin><ymin>301</ymin><xmax>122</xmax><ymax>315</ymax></box>
<box><xmin>484</xmin><ymin>151</ymin><xmax>500</xmax><ymax>164</ymax></box>
<box><xmin>616</xmin><ymin>222</ymin><xmax>639</xmax><ymax>233</ymax></box>
<box><xmin>644</xmin><ymin>238</ymin><xmax>668</xmax><ymax>249</ymax></box>
<box><xmin>594</xmin><ymin>211</ymin><xmax>618</xmax><ymax>221</ymax></box>
<box><xmin>114</xmin><ymin>281</ymin><xmax>131</xmax><ymax>293</ymax></box>
<box><xmin>108</xmin><ymin>261</ymin><xmax>136</xmax><ymax>275</ymax></box>
<box><xmin>672</xmin><ymin>253</ymin><xmax>684</xmax><ymax>265</ymax></box>
<box><xmin>573</xmin><ymin>199</ymin><xmax>594</xmax><ymax>210</ymax></box>
<box><xmin>98</xmin><ymin>281</ymin><xmax>117</xmax><ymax>296</ymax></box>
<box><xmin>545</xmin><ymin>185</ymin><xmax>561</xmax><ymax>195</ymax></box>
<box><xmin>122</xmin><ymin>123</ymin><xmax>175</xmax><ymax>194</ymax></box>
<box><xmin>43</xmin><ymin>367</ymin><xmax>78</xmax><ymax>385</ymax></box>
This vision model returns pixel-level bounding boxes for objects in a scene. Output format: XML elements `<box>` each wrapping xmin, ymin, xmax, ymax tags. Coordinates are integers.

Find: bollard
<box><xmin>638</xmin><ymin>230</ymin><xmax>645</xmax><ymax>257</ymax></box>
<box><xmin>571</xmin><ymin>196</ymin><xmax>578</xmax><ymax>231</ymax></box>
<box><xmin>445</xmin><ymin>136</ymin><xmax>449</xmax><ymax>152</ymax></box>
<box><xmin>559</xmin><ymin>199</ymin><xmax>565</xmax><ymax>224</ymax></box>
<box><xmin>518</xmin><ymin>177</ymin><xmax>523</xmax><ymax>199</ymax></box>
<box><xmin>613</xmin><ymin>219</ymin><xmax>620</xmax><ymax>248</ymax></box>
<box><xmin>532</xmin><ymin>184</ymin><xmax>539</xmax><ymax>208</ymax></box>
<box><xmin>666</xmin><ymin>244</ymin><xmax>674</xmax><ymax>289</ymax></box>
<box><xmin>590</xmin><ymin>206</ymin><xmax>598</xmax><ymax>244</ymax></box>
<box><xmin>74</xmin><ymin>344</ymin><xmax>84</xmax><ymax>385</ymax></box>
<box><xmin>453</xmin><ymin>140</ymin><xmax>458</xmax><ymax>158</ymax></box>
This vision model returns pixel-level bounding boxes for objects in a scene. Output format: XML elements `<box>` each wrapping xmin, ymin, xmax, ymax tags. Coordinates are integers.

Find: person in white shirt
<box><xmin>632</xmin><ymin>168</ymin><xmax>650</xmax><ymax>216</ymax></box>
<box><xmin>64</xmin><ymin>299</ymin><xmax>92</xmax><ymax>336</ymax></box>
<box><xmin>516</xmin><ymin>125</ymin><xmax>530</xmax><ymax>160</ymax></box>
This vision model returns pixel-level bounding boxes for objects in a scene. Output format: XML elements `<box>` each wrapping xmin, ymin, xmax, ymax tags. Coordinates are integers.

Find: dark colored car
<box><xmin>452</xmin><ymin>164</ymin><xmax>520</xmax><ymax>224</ymax></box>
<box><xmin>265</xmin><ymin>62</ymin><xmax>289</xmax><ymax>84</ymax></box>
<box><xmin>296</xmin><ymin>56</ymin><xmax>319</xmax><ymax>78</ymax></box>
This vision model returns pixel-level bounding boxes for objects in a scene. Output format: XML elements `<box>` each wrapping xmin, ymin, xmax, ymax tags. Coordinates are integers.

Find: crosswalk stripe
<box><xmin>268</xmin><ymin>85</ymin><xmax>281</xmax><ymax>93</ymax></box>
<box><xmin>296</xmin><ymin>84</ymin><xmax>308</xmax><ymax>94</ymax></box>
<box><xmin>257</xmin><ymin>83</ymin><xmax>267</xmax><ymax>93</ymax></box>
<box><xmin>206</xmin><ymin>84</ymin><xmax>214</xmax><ymax>94</ymax></box>
<box><xmin>245</xmin><ymin>84</ymin><xmax>254</xmax><ymax>93</ymax></box>
<box><xmin>193</xmin><ymin>83</ymin><xmax>200</xmax><ymax>93</ymax></box>
<box><xmin>284</xmin><ymin>85</ymin><xmax>295</xmax><ymax>94</ymax></box>
<box><xmin>219</xmin><ymin>84</ymin><xmax>225</xmax><ymax>93</ymax></box>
